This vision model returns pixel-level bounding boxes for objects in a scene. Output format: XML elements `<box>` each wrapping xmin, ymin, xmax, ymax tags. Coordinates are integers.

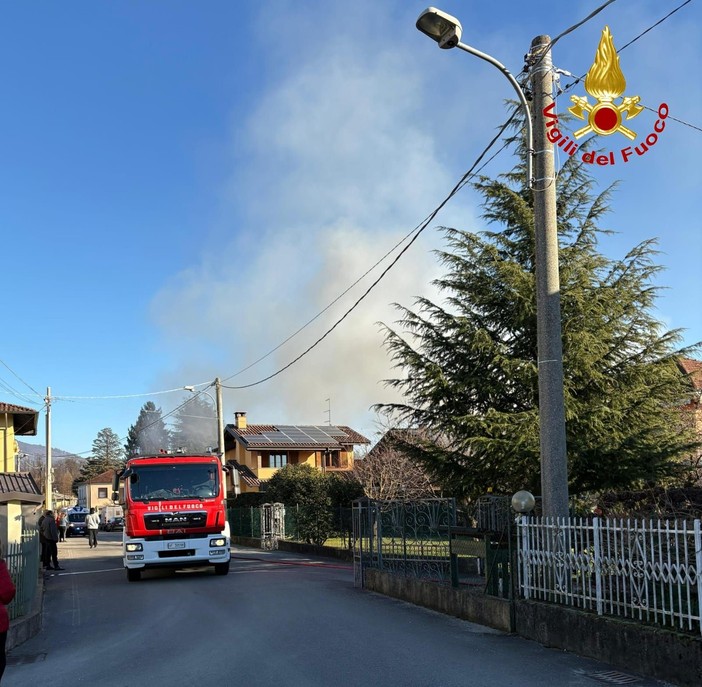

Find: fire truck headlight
<box><xmin>126</xmin><ymin>543</ymin><xmax>143</xmax><ymax>552</ymax></box>
<box><xmin>209</xmin><ymin>537</ymin><xmax>226</xmax><ymax>547</ymax></box>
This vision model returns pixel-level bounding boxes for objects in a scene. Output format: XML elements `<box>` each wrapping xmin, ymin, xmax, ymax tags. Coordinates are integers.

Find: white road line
<box><xmin>48</xmin><ymin>567</ymin><xmax>124</xmax><ymax>577</ymax></box>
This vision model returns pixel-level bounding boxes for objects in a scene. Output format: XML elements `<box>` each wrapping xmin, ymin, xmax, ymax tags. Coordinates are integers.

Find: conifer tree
<box><xmin>375</xmin><ymin>123</ymin><xmax>698</xmax><ymax>501</ymax></box>
<box><xmin>124</xmin><ymin>401</ymin><xmax>172</xmax><ymax>457</ymax></box>
<box><xmin>171</xmin><ymin>393</ymin><xmax>217</xmax><ymax>453</ymax></box>
<box><xmin>75</xmin><ymin>427</ymin><xmax>125</xmax><ymax>490</ymax></box>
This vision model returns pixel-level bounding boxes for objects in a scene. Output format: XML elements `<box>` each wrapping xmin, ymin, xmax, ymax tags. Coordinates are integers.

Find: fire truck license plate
<box><xmin>167</xmin><ymin>542</ymin><xmax>186</xmax><ymax>549</ymax></box>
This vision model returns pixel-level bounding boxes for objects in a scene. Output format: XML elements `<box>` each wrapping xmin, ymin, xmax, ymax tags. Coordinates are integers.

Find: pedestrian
<box><xmin>58</xmin><ymin>512</ymin><xmax>68</xmax><ymax>542</ymax></box>
<box><xmin>40</xmin><ymin>511</ymin><xmax>64</xmax><ymax>571</ymax></box>
<box><xmin>86</xmin><ymin>508</ymin><xmax>100</xmax><ymax>548</ymax></box>
<box><xmin>0</xmin><ymin>551</ymin><xmax>16</xmax><ymax>684</ymax></box>
<box><xmin>37</xmin><ymin>510</ymin><xmax>48</xmax><ymax>566</ymax></box>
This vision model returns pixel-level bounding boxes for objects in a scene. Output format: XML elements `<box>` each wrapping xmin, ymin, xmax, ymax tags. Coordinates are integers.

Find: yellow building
<box><xmin>0</xmin><ymin>402</ymin><xmax>41</xmax><ymax>544</ymax></box>
<box><xmin>0</xmin><ymin>402</ymin><xmax>38</xmax><ymax>473</ymax></box>
<box><xmin>225</xmin><ymin>412</ymin><xmax>369</xmax><ymax>493</ymax></box>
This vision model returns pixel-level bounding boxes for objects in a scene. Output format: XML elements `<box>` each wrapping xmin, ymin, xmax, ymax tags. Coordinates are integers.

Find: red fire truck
<box><xmin>113</xmin><ymin>451</ymin><xmax>231</xmax><ymax>582</ymax></box>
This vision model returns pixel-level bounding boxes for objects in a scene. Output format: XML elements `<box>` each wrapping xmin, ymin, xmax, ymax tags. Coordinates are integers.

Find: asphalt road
<box><xmin>6</xmin><ymin>533</ymin><xmax>674</xmax><ymax>687</ymax></box>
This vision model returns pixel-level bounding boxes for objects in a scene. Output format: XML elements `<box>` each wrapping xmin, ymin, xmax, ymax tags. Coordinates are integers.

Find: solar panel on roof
<box><xmin>249</xmin><ymin>433</ymin><xmax>273</xmax><ymax>443</ymax></box>
<box><xmin>262</xmin><ymin>431</ymin><xmax>285</xmax><ymax>442</ymax></box>
<box><xmin>281</xmin><ymin>427</ymin><xmax>309</xmax><ymax>442</ymax></box>
<box><xmin>305</xmin><ymin>427</ymin><xmax>336</xmax><ymax>443</ymax></box>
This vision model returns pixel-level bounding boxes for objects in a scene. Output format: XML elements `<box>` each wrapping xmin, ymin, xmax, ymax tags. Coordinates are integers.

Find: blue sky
<box><xmin>2</xmin><ymin>0</ymin><xmax>700</xmax><ymax>457</ymax></box>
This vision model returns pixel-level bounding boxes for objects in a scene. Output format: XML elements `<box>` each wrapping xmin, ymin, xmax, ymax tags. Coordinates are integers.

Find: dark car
<box><xmin>66</xmin><ymin>513</ymin><xmax>87</xmax><ymax>537</ymax></box>
<box><xmin>105</xmin><ymin>517</ymin><xmax>124</xmax><ymax>532</ymax></box>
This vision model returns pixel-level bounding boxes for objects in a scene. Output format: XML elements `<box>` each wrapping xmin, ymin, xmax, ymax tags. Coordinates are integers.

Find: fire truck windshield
<box><xmin>128</xmin><ymin>464</ymin><xmax>219</xmax><ymax>500</ymax></box>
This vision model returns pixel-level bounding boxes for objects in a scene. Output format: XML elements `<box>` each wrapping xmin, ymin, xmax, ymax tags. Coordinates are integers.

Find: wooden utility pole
<box><xmin>530</xmin><ymin>35</ymin><xmax>569</xmax><ymax>518</ymax></box>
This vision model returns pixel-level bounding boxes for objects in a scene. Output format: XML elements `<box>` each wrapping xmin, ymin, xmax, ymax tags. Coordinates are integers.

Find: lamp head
<box><xmin>416</xmin><ymin>7</ymin><xmax>462</xmax><ymax>49</ymax></box>
<box><xmin>511</xmin><ymin>490</ymin><xmax>536</xmax><ymax>514</ymax></box>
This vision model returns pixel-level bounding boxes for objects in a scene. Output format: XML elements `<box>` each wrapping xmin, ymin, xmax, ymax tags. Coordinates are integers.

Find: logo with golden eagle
<box><xmin>569</xmin><ymin>26</ymin><xmax>643</xmax><ymax>140</ymax></box>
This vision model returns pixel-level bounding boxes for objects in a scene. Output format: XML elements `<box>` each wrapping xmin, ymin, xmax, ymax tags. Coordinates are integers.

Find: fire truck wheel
<box><xmin>214</xmin><ymin>561</ymin><xmax>230</xmax><ymax>576</ymax></box>
<box><xmin>127</xmin><ymin>568</ymin><xmax>142</xmax><ymax>582</ymax></box>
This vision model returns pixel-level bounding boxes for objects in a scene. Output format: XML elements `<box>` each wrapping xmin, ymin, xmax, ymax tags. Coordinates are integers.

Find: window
<box><xmin>263</xmin><ymin>453</ymin><xmax>287</xmax><ymax>468</ymax></box>
<box><xmin>324</xmin><ymin>451</ymin><xmax>341</xmax><ymax>468</ymax></box>
<box><xmin>98</xmin><ymin>488</ymin><xmax>108</xmax><ymax>499</ymax></box>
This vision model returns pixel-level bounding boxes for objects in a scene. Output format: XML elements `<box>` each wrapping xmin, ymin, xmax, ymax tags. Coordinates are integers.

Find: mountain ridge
<box><xmin>17</xmin><ymin>440</ymin><xmax>83</xmax><ymax>461</ymax></box>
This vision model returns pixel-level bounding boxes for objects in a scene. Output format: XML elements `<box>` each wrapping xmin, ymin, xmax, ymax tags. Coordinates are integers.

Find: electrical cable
<box><xmin>0</xmin><ymin>358</ymin><xmax>43</xmax><ymax>405</ymax></box>
<box><xmin>62</xmin><ymin>122</ymin><xmax>521</xmax><ymax>455</ymax></box>
<box><xmin>20</xmin><ymin>0</ymin><xmax>699</xmax><ymax>408</ymax></box>
<box><xmin>222</xmin><ymin>114</ymin><xmax>520</xmax><ymax>388</ymax></box>
<box><xmin>19</xmin><ymin>0</ymin><xmax>699</xmax><ymax>451</ymax></box>
<box><xmin>559</xmin><ymin>0</ymin><xmax>696</xmax><ymax>104</ymax></box>
<box><xmin>547</xmin><ymin>0</ymin><xmax>617</xmax><ymax>52</ymax></box>
<box><xmin>221</xmin><ymin>216</ymin><xmax>442</xmax><ymax>384</ymax></box>
<box><xmin>0</xmin><ymin>378</ymin><xmax>37</xmax><ymax>407</ymax></box>
<box><xmin>54</xmin><ymin>385</ymin><xmax>196</xmax><ymax>401</ymax></box>
<box><xmin>218</xmin><ymin>0</ymin><xmax>698</xmax><ymax>391</ymax></box>
<box><xmin>222</xmin><ymin>113</ymin><xmax>522</xmax><ymax>391</ymax></box>
<box><xmin>529</xmin><ymin>0</ymin><xmax>618</xmax><ymax>73</ymax></box>
<box><xmin>222</xmin><ymin>124</ymin><xmax>519</xmax><ymax>386</ymax></box>
<box><xmin>127</xmin><ymin>386</ymin><xmax>217</xmax><ymax>445</ymax></box>
<box><xmin>616</xmin><ymin>0</ymin><xmax>692</xmax><ymax>53</ymax></box>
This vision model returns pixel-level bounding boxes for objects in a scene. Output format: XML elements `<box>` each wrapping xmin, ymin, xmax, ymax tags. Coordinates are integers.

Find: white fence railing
<box><xmin>517</xmin><ymin>516</ymin><xmax>702</xmax><ymax>634</ymax></box>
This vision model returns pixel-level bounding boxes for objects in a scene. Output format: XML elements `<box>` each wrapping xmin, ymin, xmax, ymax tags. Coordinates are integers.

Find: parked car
<box><xmin>66</xmin><ymin>512</ymin><xmax>87</xmax><ymax>537</ymax></box>
<box><xmin>105</xmin><ymin>516</ymin><xmax>124</xmax><ymax>532</ymax></box>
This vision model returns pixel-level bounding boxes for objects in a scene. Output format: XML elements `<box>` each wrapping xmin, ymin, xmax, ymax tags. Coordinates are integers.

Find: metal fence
<box><xmin>229</xmin><ymin>505</ymin><xmax>354</xmax><ymax>548</ymax></box>
<box><xmin>517</xmin><ymin>516</ymin><xmax>702</xmax><ymax>634</ymax></box>
<box><xmin>229</xmin><ymin>507</ymin><xmax>262</xmax><ymax>538</ymax></box>
<box><xmin>6</xmin><ymin>532</ymin><xmax>40</xmax><ymax>621</ymax></box>
<box><xmin>352</xmin><ymin>498</ymin><xmax>456</xmax><ymax>587</ymax></box>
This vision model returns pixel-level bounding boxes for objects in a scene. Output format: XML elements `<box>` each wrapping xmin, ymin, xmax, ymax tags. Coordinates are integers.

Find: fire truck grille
<box><xmin>144</xmin><ymin>512</ymin><xmax>207</xmax><ymax>530</ymax></box>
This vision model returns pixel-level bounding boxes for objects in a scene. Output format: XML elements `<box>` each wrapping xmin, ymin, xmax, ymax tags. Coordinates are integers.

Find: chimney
<box><xmin>235</xmin><ymin>411</ymin><xmax>247</xmax><ymax>430</ymax></box>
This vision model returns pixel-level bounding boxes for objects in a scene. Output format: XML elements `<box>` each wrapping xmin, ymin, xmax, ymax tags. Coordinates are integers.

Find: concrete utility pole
<box><xmin>414</xmin><ymin>11</ymin><xmax>570</xmax><ymax>517</ymax></box>
<box><xmin>45</xmin><ymin>386</ymin><xmax>53</xmax><ymax>512</ymax></box>
<box><xmin>215</xmin><ymin>377</ymin><xmax>225</xmax><ymax>467</ymax></box>
<box><xmin>530</xmin><ymin>35</ymin><xmax>569</xmax><ymax>518</ymax></box>
<box><xmin>214</xmin><ymin>377</ymin><xmax>239</xmax><ymax>496</ymax></box>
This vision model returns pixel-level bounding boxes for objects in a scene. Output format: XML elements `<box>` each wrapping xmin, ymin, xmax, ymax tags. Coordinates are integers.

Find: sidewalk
<box><xmin>7</xmin><ymin>533</ymin><xmax>118</xmax><ymax>651</ymax></box>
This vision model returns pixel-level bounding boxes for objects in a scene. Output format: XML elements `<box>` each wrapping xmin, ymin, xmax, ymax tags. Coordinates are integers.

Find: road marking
<box><xmin>47</xmin><ymin>567</ymin><xmax>124</xmax><ymax>577</ymax></box>
<box><xmin>233</xmin><ymin>555</ymin><xmax>351</xmax><ymax>570</ymax></box>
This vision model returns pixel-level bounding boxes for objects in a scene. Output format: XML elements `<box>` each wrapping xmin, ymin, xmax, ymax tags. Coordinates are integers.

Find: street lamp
<box><xmin>416</xmin><ymin>7</ymin><xmax>533</xmax><ymax>188</ymax></box>
<box><xmin>416</xmin><ymin>7</ymin><xmax>569</xmax><ymax>517</ymax></box>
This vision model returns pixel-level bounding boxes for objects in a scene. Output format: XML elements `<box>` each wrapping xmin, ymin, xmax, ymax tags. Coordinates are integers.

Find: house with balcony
<box><xmin>224</xmin><ymin>412</ymin><xmax>370</xmax><ymax>493</ymax></box>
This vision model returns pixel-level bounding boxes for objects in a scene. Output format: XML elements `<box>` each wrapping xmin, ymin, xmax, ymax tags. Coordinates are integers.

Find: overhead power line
<box><xmin>558</xmin><ymin>0</ymin><xmax>700</xmax><ymax>137</ymax></box>
<box><xmin>616</xmin><ymin>0</ymin><xmax>692</xmax><ymax>53</ymax></box>
<box><xmin>220</xmin><ymin>0</ymin><xmax>698</xmax><ymax>390</ymax></box>
<box><xmin>0</xmin><ymin>358</ymin><xmax>43</xmax><ymax>405</ymax></box>
<box><xmin>8</xmin><ymin>0</ymin><xmax>697</xmax><ymax>419</ymax></box>
<box><xmin>222</xmin><ymin>112</ymin><xmax>521</xmax><ymax>391</ymax></box>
